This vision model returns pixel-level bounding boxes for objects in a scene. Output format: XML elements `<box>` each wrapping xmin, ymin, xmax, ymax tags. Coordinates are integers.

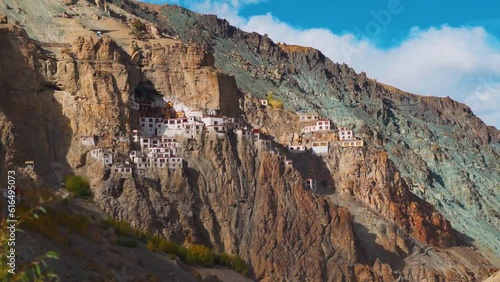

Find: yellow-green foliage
<box><xmin>100</xmin><ymin>218</ymin><xmax>148</xmax><ymax>241</ymax></box>
<box><xmin>101</xmin><ymin>218</ymin><xmax>249</xmax><ymax>275</ymax></box>
<box><xmin>184</xmin><ymin>244</ymin><xmax>215</xmax><ymax>267</ymax></box>
<box><xmin>65</xmin><ymin>175</ymin><xmax>91</xmax><ymax>197</ymax></box>
<box><xmin>146</xmin><ymin>235</ymin><xmax>249</xmax><ymax>275</ymax></box>
<box><xmin>266</xmin><ymin>91</ymin><xmax>284</xmax><ymax>109</ymax></box>
<box><xmin>0</xmin><ymin>203</ymin><xmax>60</xmax><ymax>281</ymax></box>
<box><xmin>216</xmin><ymin>252</ymin><xmax>249</xmax><ymax>276</ymax></box>
<box><xmin>23</xmin><ymin>207</ymin><xmax>89</xmax><ymax>243</ymax></box>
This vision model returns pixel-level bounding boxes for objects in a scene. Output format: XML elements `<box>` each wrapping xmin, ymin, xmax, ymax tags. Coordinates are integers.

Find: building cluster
<box><xmin>87</xmin><ymin>97</ymin><xmax>275</xmax><ymax>177</ymax></box>
<box><xmin>295</xmin><ymin>113</ymin><xmax>365</xmax><ymax>191</ymax></box>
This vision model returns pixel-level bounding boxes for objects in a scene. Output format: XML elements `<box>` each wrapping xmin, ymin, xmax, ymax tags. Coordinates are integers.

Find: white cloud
<box><xmin>144</xmin><ymin>0</ymin><xmax>500</xmax><ymax>127</ymax></box>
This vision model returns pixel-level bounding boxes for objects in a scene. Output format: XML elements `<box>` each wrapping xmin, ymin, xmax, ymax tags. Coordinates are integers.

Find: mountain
<box><xmin>0</xmin><ymin>0</ymin><xmax>498</xmax><ymax>281</ymax></box>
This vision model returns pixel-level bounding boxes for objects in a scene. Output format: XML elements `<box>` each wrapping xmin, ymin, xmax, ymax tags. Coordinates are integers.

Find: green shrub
<box><xmin>184</xmin><ymin>244</ymin><xmax>215</xmax><ymax>267</ymax></box>
<box><xmin>100</xmin><ymin>218</ymin><xmax>150</xmax><ymax>241</ymax></box>
<box><xmin>266</xmin><ymin>91</ymin><xmax>284</xmax><ymax>109</ymax></box>
<box><xmin>23</xmin><ymin>207</ymin><xmax>89</xmax><ymax>242</ymax></box>
<box><xmin>216</xmin><ymin>252</ymin><xmax>249</xmax><ymax>276</ymax></box>
<box><xmin>65</xmin><ymin>175</ymin><xmax>91</xmax><ymax>197</ymax></box>
<box><xmin>100</xmin><ymin>218</ymin><xmax>133</xmax><ymax>236</ymax></box>
<box><xmin>116</xmin><ymin>236</ymin><xmax>138</xmax><ymax>248</ymax></box>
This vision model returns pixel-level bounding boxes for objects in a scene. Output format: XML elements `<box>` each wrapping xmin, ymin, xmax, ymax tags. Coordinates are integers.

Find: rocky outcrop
<box><xmin>0</xmin><ymin>2</ymin><xmax>498</xmax><ymax>281</ymax></box>
<box><xmin>152</xmin><ymin>5</ymin><xmax>500</xmax><ymax>259</ymax></box>
<box><xmin>89</xmin><ymin>135</ymin><xmax>369</xmax><ymax>281</ymax></box>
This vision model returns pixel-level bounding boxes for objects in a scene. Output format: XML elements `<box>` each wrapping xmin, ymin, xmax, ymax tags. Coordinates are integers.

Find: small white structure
<box><xmin>311</xmin><ymin>141</ymin><xmax>329</xmax><ymax>155</ymax></box>
<box><xmin>337</xmin><ymin>126</ymin><xmax>353</xmax><ymax>141</ymax></box>
<box><xmin>113</xmin><ymin>164</ymin><xmax>132</xmax><ymax>176</ymax></box>
<box><xmin>140</xmin><ymin>137</ymin><xmax>151</xmax><ymax>150</ymax></box>
<box><xmin>340</xmin><ymin>140</ymin><xmax>364</xmax><ymax>147</ymax></box>
<box><xmin>299</xmin><ymin>114</ymin><xmax>319</xmax><ymax>122</ymax></box>
<box><xmin>252</xmin><ymin>129</ymin><xmax>261</xmax><ymax>142</ymax></box>
<box><xmin>223</xmin><ymin>117</ymin><xmax>241</xmax><ymax>130</ymax></box>
<box><xmin>288</xmin><ymin>145</ymin><xmax>306</xmax><ymax>153</ymax></box>
<box><xmin>259</xmin><ymin>99</ymin><xmax>268</xmax><ymax>107</ymax></box>
<box><xmin>25</xmin><ymin>161</ymin><xmax>35</xmax><ymax>170</ymax></box>
<box><xmin>284</xmin><ymin>159</ymin><xmax>293</xmax><ymax>167</ymax></box>
<box><xmin>304</xmin><ymin>179</ymin><xmax>317</xmax><ymax>191</ymax></box>
<box><xmin>303</xmin><ymin>120</ymin><xmax>331</xmax><ymax>133</ymax></box>
<box><xmin>233</xmin><ymin>128</ymin><xmax>252</xmax><ymax>141</ymax></box>
<box><xmin>201</xmin><ymin>116</ymin><xmax>225</xmax><ymax>127</ymax></box>
<box><xmin>140</xmin><ymin>117</ymin><xmax>162</xmax><ymax>137</ymax></box>
<box><xmin>135</xmin><ymin>169</ymin><xmax>146</xmax><ymax>176</ymax></box>
<box><xmin>90</xmin><ymin>148</ymin><xmax>103</xmax><ymax>160</ymax></box>
<box><xmin>183</xmin><ymin>121</ymin><xmax>204</xmax><ymax>139</ymax></box>
<box><xmin>80</xmin><ymin>136</ymin><xmax>96</xmax><ymax>146</ymax></box>
<box><xmin>132</xmin><ymin>130</ymin><xmax>143</xmax><ymax>143</ymax></box>
<box><xmin>103</xmin><ymin>153</ymin><xmax>113</xmax><ymax>166</ymax></box>
<box><xmin>207</xmin><ymin>125</ymin><xmax>227</xmax><ymax>138</ymax></box>
<box><xmin>316</xmin><ymin>120</ymin><xmax>331</xmax><ymax>131</ymax></box>
<box><xmin>168</xmin><ymin>157</ymin><xmax>183</xmax><ymax>169</ymax></box>
<box><xmin>256</xmin><ymin>140</ymin><xmax>272</xmax><ymax>151</ymax></box>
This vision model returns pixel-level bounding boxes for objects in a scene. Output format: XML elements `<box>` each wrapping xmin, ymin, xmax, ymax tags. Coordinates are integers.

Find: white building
<box><xmin>259</xmin><ymin>99</ymin><xmax>268</xmax><ymax>107</ymax></box>
<box><xmin>299</xmin><ymin>114</ymin><xmax>319</xmax><ymax>122</ymax></box>
<box><xmin>183</xmin><ymin>121</ymin><xmax>204</xmax><ymax>139</ymax></box>
<box><xmin>337</xmin><ymin>126</ymin><xmax>353</xmax><ymax>141</ymax></box>
<box><xmin>25</xmin><ymin>161</ymin><xmax>35</xmax><ymax>170</ymax></box>
<box><xmin>288</xmin><ymin>145</ymin><xmax>306</xmax><ymax>153</ymax></box>
<box><xmin>80</xmin><ymin>136</ymin><xmax>96</xmax><ymax>146</ymax></box>
<box><xmin>90</xmin><ymin>148</ymin><xmax>116</xmax><ymax>166</ymax></box>
<box><xmin>284</xmin><ymin>159</ymin><xmax>293</xmax><ymax>167</ymax></box>
<box><xmin>303</xmin><ymin>120</ymin><xmax>331</xmax><ymax>133</ymax></box>
<box><xmin>234</xmin><ymin>128</ymin><xmax>252</xmax><ymax>141</ymax></box>
<box><xmin>140</xmin><ymin>137</ymin><xmax>152</xmax><ymax>150</ymax></box>
<box><xmin>340</xmin><ymin>140</ymin><xmax>364</xmax><ymax>147</ymax></box>
<box><xmin>304</xmin><ymin>179</ymin><xmax>317</xmax><ymax>191</ymax></box>
<box><xmin>256</xmin><ymin>140</ymin><xmax>272</xmax><ymax>151</ymax></box>
<box><xmin>103</xmin><ymin>153</ymin><xmax>113</xmax><ymax>166</ymax></box>
<box><xmin>311</xmin><ymin>141</ymin><xmax>329</xmax><ymax>155</ymax></box>
<box><xmin>252</xmin><ymin>129</ymin><xmax>261</xmax><ymax>142</ymax></box>
<box><xmin>140</xmin><ymin>117</ymin><xmax>162</xmax><ymax>137</ymax></box>
<box><xmin>134</xmin><ymin>169</ymin><xmax>146</xmax><ymax>176</ymax></box>
<box><xmin>223</xmin><ymin>117</ymin><xmax>241</xmax><ymax>130</ymax></box>
<box><xmin>201</xmin><ymin>116</ymin><xmax>225</xmax><ymax>127</ymax></box>
<box><xmin>113</xmin><ymin>164</ymin><xmax>132</xmax><ymax>176</ymax></box>
<box><xmin>168</xmin><ymin>157</ymin><xmax>183</xmax><ymax>169</ymax></box>
<box><xmin>131</xmin><ymin>130</ymin><xmax>142</xmax><ymax>143</ymax></box>
<box><xmin>207</xmin><ymin>125</ymin><xmax>227</xmax><ymax>138</ymax></box>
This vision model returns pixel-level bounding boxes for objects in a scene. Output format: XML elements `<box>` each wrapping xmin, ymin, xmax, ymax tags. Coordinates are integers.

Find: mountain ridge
<box><xmin>0</xmin><ymin>0</ymin><xmax>498</xmax><ymax>281</ymax></box>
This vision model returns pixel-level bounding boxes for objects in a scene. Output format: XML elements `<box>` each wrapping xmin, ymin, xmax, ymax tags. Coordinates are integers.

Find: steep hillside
<box><xmin>0</xmin><ymin>0</ymin><xmax>498</xmax><ymax>281</ymax></box>
<box><xmin>136</xmin><ymin>2</ymin><xmax>500</xmax><ymax>258</ymax></box>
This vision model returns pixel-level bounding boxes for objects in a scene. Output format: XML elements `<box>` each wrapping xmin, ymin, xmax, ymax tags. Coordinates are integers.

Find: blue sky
<box><xmin>142</xmin><ymin>0</ymin><xmax>500</xmax><ymax>127</ymax></box>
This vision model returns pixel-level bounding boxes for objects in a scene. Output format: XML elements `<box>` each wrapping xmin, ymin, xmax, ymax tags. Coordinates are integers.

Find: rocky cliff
<box><xmin>0</xmin><ymin>0</ymin><xmax>498</xmax><ymax>281</ymax></box>
<box><xmin>144</xmin><ymin>3</ymin><xmax>499</xmax><ymax>258</ymax></box>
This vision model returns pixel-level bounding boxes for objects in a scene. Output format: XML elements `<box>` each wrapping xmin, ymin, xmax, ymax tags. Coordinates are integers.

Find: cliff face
<box><xmin>150</xmin><ymin>5</ymin><xmax>500</xmax><ymax>258</ymax></box>
<box><xmin>0</xmin><ymin>1</ymin><xmax>498</xmax><ymax>281</ymax></box>
<box><xmin>89</xmin><ymin>135</ymin><xmax>366</xmax><ymax>281</ymax></box>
